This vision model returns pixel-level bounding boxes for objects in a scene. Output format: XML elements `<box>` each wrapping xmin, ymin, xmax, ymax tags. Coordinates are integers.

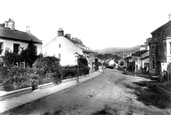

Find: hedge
<box><xmin>62</xmin><ymin>65</ymin><xmax>90</xmax><ymax>79</ymax></box>
<box><xmin>0</xmin><ymin>66</ymin><xmax>35</xmax><ymax>91</ymax></box>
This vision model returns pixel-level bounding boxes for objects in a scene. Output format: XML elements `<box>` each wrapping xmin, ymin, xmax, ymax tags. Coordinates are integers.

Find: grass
<box><xmin>125</xmin><ymin>81</ymin><xmax>171</xmax><ymax>109</ymax></box>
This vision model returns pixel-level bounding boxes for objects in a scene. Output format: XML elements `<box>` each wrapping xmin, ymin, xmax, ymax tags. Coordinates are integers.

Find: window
<box><xmin>0</xmin><ymin>42</ymin><xmax>3</xmax><ymax>55</ymax></box>
<box><xmin>152</xmin><ymin>45</ymin><xmax>155</xmax><ymax>55</ymax></box>
<box><xmin>158</xmin><ymin>33</ymin><xmax>160</xmax><ymax>39</ymax></box>
<box><xmin>20</xmin><ymin>62</ymin><xmax>25</xmax><ymax>68</ymax></box>
<box><xmin>170</xmin><ymin>42</ymin><xmax>171</xmax><ymax>54</ymax></box>
<box><xmin>164</xmin><ymin>43</ymin><xmax>166</xmax><ymax>56</ymax></box>
<box><xmin>152</xmin><ymin>61</ymin><xmax>155</xmax><ymax>70</ymax></box>
<box><xmin>59</xmin><ymin>44</ymin><xmax>61</xmax><ymax>48</ymax></box>
<box><xmin>13</xmin><ymin>43</ymin><xmax>20</xmax><ymax>54</ymax></box>
<box><xmin>163</xmin><ymin>31</ymin><xmax>165</xmax><ymax>38</ymax></box>
<box><xmin>58</xmin><ymin>53</ymin><xmax>61</xmax><ymax>60</ymax></box>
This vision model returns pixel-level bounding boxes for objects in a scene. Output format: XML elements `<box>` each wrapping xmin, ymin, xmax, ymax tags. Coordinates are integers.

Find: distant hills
<box><xmin>94</xmin><ymin>45</ymin><xmax>141</xmax><ymax>57</ymax></box>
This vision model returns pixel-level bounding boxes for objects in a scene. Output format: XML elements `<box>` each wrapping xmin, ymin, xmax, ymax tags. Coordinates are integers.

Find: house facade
<box><xmin>149</xmin><ymin>20</ymin><xmax>171</xmax><ymax>75</ymax></box>
<box><xmin>43</xmin><ymin>28</ymin><xmax>94</xmax><ymax>66</ymax></box>
<box><xmin>0</xmin><ymin>19</ymin><xmax>42</xmax><ymax>56</ymax></box>
<box><xmin>125</xmin><ymin>44</ymin><xmax>149</xmax><ymax>73</ymax></box>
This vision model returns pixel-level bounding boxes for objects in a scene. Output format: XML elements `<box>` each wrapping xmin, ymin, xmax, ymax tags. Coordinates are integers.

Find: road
<box><xmin>3</xmin><ymin>69</ymin><xmax>171</xmax><ymax>115</ymax></box>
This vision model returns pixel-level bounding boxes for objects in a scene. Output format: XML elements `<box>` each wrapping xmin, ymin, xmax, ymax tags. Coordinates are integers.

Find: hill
<box><xmin>94</xmin><ymin>45</ymin><xmax>141</xmax><ymax>57</ymax></box>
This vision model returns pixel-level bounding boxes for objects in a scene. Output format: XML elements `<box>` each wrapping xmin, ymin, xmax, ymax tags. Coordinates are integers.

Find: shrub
<box><xmin>33</xmin><ymin>56</ymin><xmax>63</xmax><ymax>84</ymax></box>
<box><xmin>20</xmin><ymin>41</ymin><xmax>38</xmax><ymax>67</ymax></box>
<box><xmin>79</xmin><ymin>65</ymin><xmax>90</xmax><ymax>76</ymax></box>
<box><xmin>2</xmin><ymin>48</ymin><xmax>20</xmax><ymax>66</ymax></box>
<box><xmin>62</xmin><ymin>65</ymin><xmax>78</xmax><ymax>79</ymax></box>
<box><xmin>0</xmin><ymin>66</ymin><xmax>35</xmax><ymax>91</ymax></box>
<box><xmin>77</xmin><ymin>55</ymin><xmax>90</xmax><ymax>75</ymax></box>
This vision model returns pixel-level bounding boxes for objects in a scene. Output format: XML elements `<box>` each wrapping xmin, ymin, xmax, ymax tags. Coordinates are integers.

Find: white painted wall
<box><xmin>166</xmin><ymin>37</ymin><xmax>171</xmax><ymax>64</ymax></box>
<box><xmin>43</xmin><ymin>36</ymin><xmax>83</xmax><ymax>66</ymax></box>
<box><xmin>142</xmin><ymin>51</ymin><xmax>149</xmax><ymax>58</ymax></box>
<box><xmin>0</xmin><ymin>38</ymin><xmax>42</xmax><ymax>55</ymax></box>
<box><xmin>132</xmin><ymin>56</ymin><xmax>141</xmax><ymax>72</ymax></box>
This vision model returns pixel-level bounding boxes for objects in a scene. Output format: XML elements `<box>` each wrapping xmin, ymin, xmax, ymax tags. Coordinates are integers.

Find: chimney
<box><xmin>169</xmin><ymin>14</ymin><xmax>171</xmax><ymax>21</ymax></box>
<box><xmin>26</xmin><ymin>26</ymin><xmax>30</xmax><ymax>33</ymax></box>
<box><xmin>65</xmin><ymin>33</ymin><xmax>71</xmax><ymax>39</ymax></box>
<box><xmin>5</xmin><ymin>18</ymin><xmax>15</xmax><ymax>30</ymax></box>
<box><xmin>57</xmin><ymin>28</ymin><xmax>64</xmax><ymax>36</ymax></box>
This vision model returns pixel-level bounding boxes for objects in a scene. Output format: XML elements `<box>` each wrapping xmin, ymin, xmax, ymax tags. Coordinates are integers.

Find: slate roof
<box><xmin>0</xmin><ymin>26</ymin><xmax>42</xmax><ymax>44</ymax></box>
<box><xmin>132</xmin><ymin>50</ymin><xmax>148</xmax><ymax>56</ymax></box>
<box><xmin>65</xmin><ymin>37</ymin><xmax>94</xmax><ymax>53</ymax></box>
<box><xmin>151</xmin><ymin>20</ymin><xmax>171</xmax><ymax>34</ymax></box>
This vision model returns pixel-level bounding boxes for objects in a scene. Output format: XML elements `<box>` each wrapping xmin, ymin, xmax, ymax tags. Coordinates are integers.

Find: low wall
<box><xmin>0</xmin><ymin>87</ymin><xmax>32</xmax><ymax>101</ymax></box>
<box><xmin>0</xmin><ymin>75</ymin><xmax>87</xmax><ymax>101</ymax></box>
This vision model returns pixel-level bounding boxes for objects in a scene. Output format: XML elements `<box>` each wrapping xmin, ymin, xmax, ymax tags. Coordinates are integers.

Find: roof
<box><xmin>132</xmin><ymin>50</ymin><xmax>148</xmax><ymax>57</ymax></box>
<box><xmin>151</xmin><ymin>20</ymin><xmax>171</xmax><ymax>34</ymax></box>
<box><xmin>0</xmin><ymin>26</ymin><xmax>42</xmax><ymax>44</ymax></box>
<box><xmin>148</xmin><ymin>38</ymin><xmax>156</xmax><ymax>44</ymax></box>
<box><xmin>66</xmin><ymin>37</ymin><xmax>94</xmax><ymax>53</ymax></box>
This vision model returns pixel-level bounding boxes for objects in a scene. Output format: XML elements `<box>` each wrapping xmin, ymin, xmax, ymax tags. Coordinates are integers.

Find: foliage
<box><xmin>77</xmin><ymin>56</ymin><xmax>88</xmax><ymax>67</ymax></box>
<box><xmin>62</xmin><ymin>65</ymin><xmax>78</xmax><ymax>79</ymax></box>
<box><xmin>0</xmin><ymin>66</ymin><xmax>35</xmax><ymax>91</ymax></box>
<box><xmin>62</xmin><ymin>65</ymin><xmax>90</xmax><ymax>79</ymax></box>
<box><xmin>33</xmin><ymin>56</ymin><xmax>63</xmax><ymax>84</ymax></box>
<box><xmin>2</xmin><ymin>48</ymin><xmax>20</xmax><ymax>66</ymax></box>
<box><xmin>1</xmin><ymin>41</ymin><xmax>39</xmax><ymax>67</ymax></box>
<box><xmin>126</xmin><ymin>61</ymin><xmax>135</xmax><ymax>72</ymax></box>
<box><xmin>79</xmin><ymin>65</ymin><xmax>90</xmax><ymax>75</ymax></box>
<box><xmin>77</xmin><ymin>55</ymin><xmax>90</xmax><ymax>74</ymax></box>
<box><xmin>96</xmin><ymin>54</ymin><xmax>122</xmax><ymax>63</ymax></box>
<box><xmin>20</xmin><ymin>41</ymin><xmax>38</xmax><ymax>67</ymax></box>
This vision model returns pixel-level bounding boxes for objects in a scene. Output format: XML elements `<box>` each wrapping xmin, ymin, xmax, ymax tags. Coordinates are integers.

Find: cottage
<box><xmin>43</xmin><ymin>28</ymin><xmax>94</xmax><ymax>66</ymax></box>
<box><xmin>0</xmin><ymin>18</ymin><xmax>42</xmax><ymax>56</ymax></box>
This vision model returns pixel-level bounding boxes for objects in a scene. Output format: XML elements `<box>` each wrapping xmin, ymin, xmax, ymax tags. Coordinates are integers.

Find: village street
<box><xmin>3</xmin><ymin>69</ymin><xmax>171</xmax><ymax>115</ymax></box>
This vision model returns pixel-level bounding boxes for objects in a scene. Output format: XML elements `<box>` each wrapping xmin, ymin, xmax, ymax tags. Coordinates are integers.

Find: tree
<box><xmin>75</xmin><ymin>54</ymin><xmax>90</xmax><ymax>83</ymax></box>
<box><xmin>20</xmin><ymin>41</ymin><xmax>38</xmax><ymax>67</ymax></box>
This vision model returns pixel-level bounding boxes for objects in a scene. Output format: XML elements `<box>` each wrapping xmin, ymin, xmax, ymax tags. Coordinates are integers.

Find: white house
<box><xmin>131</xmin><ymin>45</ymin><xmax>149</xmax><ymax>73</ymax></box>
<box><xmin>43</xmin><ymin>28</ymin><xmax>94</xmax><ymax>66</ymax></box>
<box><xmin>0</xmin><ymin>18</ymin><xmax>42</xmax><ymax>56</ymax></box>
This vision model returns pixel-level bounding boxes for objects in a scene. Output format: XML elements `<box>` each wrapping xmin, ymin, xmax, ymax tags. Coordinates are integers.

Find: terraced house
<box><xmin>43</xmin><ymin>28</ymin><xmax>95</xmax><ymax>66</ymax></box>
<box><xmin>0</xmin><ymin>18</ymin><xmax>42</xmax><ymax>56</ymax></box>
<box><xmin>149</xmin><ymin>20</ymin><xmax>171</xmax><ymax>75</ymax></box>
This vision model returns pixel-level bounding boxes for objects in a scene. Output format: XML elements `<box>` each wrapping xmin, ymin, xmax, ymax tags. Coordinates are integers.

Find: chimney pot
<box><xmin>57</xmin><ymin>28</ymin><xmax>64</xmax><ymax>36</ymax></box>
<box><xmin>169</xmin><ymin>14</ymin><xmax>171</xmax><ymax>21</ymax></box>
<box><xmin>5</xmin><ymin>18</ymin><xmax>15</xmax><ymax>30</ymax></box>
<box><xmin>26</xmin><ymin>26</ymin><xmax>30</xmax><ymax>33</ymax></box>
<box><xmin>65</xmin><ymin>33</ymin><xmax>71</xmax><ymax>39</ymax></box>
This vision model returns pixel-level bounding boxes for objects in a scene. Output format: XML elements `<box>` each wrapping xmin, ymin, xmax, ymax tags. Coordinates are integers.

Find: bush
<box><xmin>62</xmin><ymin>65</ymin><xmax>90</xmax><ymax>79</ymax></box>
<box><xmin>33</xmin><ymin>56</ymin><xmax>63</xmax><ymax>84</ymax></box>
<box><xmin>0</xmin><ymin>66</ymin><xmax>35</xmax><ymax>91</ymax></box>
<box><xmin>79</xmin><ymin>65</ymin><xmax>90</xmax><ymax>76</ymax></box>
<box><xmin>77</xmin><ymin>56</ymin><xmax>90</xmax><ymax>75</ymax></box>
<box><xmin>62</xmin><ymin>65</ymin><xmax>78</xmax><ymax>79</ymax></box>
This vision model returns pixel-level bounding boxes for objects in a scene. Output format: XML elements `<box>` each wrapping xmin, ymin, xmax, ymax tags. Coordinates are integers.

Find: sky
<box><xmin>0</xmin><ymin>0</ymin><xmax>171</xmax><ymax>50</ymax></box>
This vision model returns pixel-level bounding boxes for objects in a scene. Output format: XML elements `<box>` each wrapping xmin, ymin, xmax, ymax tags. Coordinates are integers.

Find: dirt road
<box><xmin>3</xmin><ymin>69</ymin><xmax>171</xmax><ymax>115</ymax></box>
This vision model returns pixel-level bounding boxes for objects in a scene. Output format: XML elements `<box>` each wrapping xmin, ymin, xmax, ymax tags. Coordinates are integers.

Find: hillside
<box><xmin>94</xmin><ymin>45</ymin><xmax>141</xmax><ymax>57</ymax></box>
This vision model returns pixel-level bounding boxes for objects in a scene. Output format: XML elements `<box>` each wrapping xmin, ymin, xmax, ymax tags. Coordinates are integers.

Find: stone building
<box><xmin>149</xmin><ymin>20</ymin><xmax>171</xmax><ymax>75</ymax></box>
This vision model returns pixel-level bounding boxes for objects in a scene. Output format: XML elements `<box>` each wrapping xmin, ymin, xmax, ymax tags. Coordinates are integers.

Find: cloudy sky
<box><xmin>0</xmin><ymin>0</ymin><xmax>171</xmax><ymax>50</ymax></box>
